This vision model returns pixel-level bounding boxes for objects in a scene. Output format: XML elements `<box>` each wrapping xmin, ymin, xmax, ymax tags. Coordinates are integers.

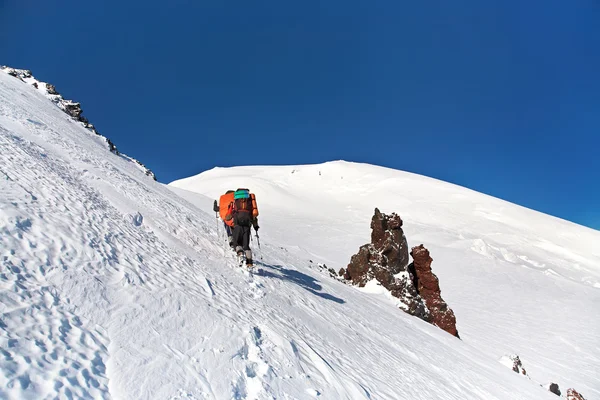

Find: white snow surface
<box><xmin>0</xmin><ymin>66</ymin><xmax>156</xmax><ymax>180</ymax></box>
<box><xmin>0</xmin><ymin>70</ymin><xmax>597</xmax><ymax>400</ymax></box>
<box><xmin>171</xmin><ymin>161</ymin><xmax>600</xmax><ymax>396</ymax></box>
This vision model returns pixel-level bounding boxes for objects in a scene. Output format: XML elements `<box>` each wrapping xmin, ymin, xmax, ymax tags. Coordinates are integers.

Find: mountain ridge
<box><xmin>0</xmin><ymin>65</ymin><xmax>156</xmax><ymax>181</ymax></box>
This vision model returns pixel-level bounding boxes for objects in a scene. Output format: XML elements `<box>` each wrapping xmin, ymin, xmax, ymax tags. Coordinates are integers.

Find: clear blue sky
<box><xmin>2</xmin><ymin>1</ymin><xmax>599</xmax><ymax>230</ymax></box>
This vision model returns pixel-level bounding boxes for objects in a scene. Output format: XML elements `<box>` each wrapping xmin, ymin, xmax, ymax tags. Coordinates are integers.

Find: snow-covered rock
<box><xmin>0</xmin><ymin>65</ymin><xmax>156</xmax><ymax>180</ymax></box>
<box><xmin>499</xmin><ymin>354</ymin><xmax>528</xmax><ymax>375</ymax></box>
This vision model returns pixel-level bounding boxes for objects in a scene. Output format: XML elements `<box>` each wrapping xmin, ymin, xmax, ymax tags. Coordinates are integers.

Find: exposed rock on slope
<box><xmin>0</xmin><ymin>66</ymin><xmax>156</xmax><ymax>180</ymax></box>
<box><xmin>340</xmin><ymin>208</ymin><xmax>459</xmax><ymax>337</ymax></box>
<box><xmin>567</xmin><ymin>388</ymin><xmax>586</xmax><ymax>400</ymax></box>
<box><xmin>409</xmin><ymin>245</ymin><xmax>459</xmax><ymax>337</ymax></box>
<box><xmin>499</xmin><ymin>354</ymin><xmax>588</xmax><ymax>399</ymax></box>
<box><xmin>548</xmin><ymin>383</ymin><xmax>561</xmax><ymax>396</ymax></box>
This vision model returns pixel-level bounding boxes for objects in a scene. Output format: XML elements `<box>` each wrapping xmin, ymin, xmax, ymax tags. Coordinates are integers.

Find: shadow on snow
<box><xmin>256</xmin><ymin>262</ymin><xmax>345</xmax><ymax>304</ymax></box>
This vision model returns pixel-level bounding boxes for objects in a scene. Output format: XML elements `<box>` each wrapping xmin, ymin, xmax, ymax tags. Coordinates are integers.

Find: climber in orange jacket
<box><xmin>213</xmin><ymin>190</ymin><xmax>236</xmax><ymax>249</ymax></box>
<box><xmin>225</xmin><ymin>188</ymin><xmax>259</xmax><ymax>267</ymax></box>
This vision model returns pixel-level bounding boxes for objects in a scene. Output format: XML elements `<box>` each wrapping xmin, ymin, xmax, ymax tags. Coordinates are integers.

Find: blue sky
<box><xmin>2</xmin><ymin>1</ymin><xmax>599</xmax><ymax>230</ymax></box>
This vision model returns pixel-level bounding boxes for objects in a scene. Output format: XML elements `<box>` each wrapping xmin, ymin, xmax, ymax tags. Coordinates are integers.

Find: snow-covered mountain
<box><xmin>170</xmin><ymin>162</ymin><xmax>600</xmax><ymax>399</ymax></box>
<box><xmin>1</xmin><ymin>67</ymin><xmax>597</xmax><ymax>400</ymax></box>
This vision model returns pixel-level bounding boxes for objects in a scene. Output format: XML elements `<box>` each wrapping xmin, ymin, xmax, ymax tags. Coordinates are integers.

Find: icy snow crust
<box><xmin>0</xmin><ymin>71</ymin><xmax>595</xmax><ymax>399</ymax></box>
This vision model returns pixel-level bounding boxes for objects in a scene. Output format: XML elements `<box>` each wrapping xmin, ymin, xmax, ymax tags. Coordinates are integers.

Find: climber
<box><xmin>213</xmin><ymin>190</ymin><xmax>236</xmax><ymax>249</ymax></box>
<box><xmin>225</xmin><ymin>188</ymin><xmax>259</xmax><ymax>267</ymax></box>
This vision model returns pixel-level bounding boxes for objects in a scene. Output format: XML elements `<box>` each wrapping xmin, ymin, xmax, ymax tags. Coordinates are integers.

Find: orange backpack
<box><xmin>249</xmin><ymin>193</ymin><xmax>259</xmax><ymax>218</ymax></box>
<box><xmin>218</xmin><ymin>191</ymin><xmax>235</xmax><ymax>227</ymax></box>
<box><xmin>230</xmin><ymin>194</ymin><xmax>259</xmax><ymax>218</ymax></box>
<box><xmin>232</xmin><ymin>188</ymin><xmax>259</xmax><ymax>218</ymax></box>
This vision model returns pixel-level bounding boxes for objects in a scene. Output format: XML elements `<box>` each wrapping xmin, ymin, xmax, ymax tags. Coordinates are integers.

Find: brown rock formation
<box><xmin>409</xmin><ymin>245</ymin><xmax>459</xmax><ymax>337</ymax></box>
<box><xmin>342</xmin><ymin>208</ymin><xmax>459</xmax><ymax>336</ymax></box>
<box><xmin>567</xmin><ymin>388</ymin><xmax>586</xmax><ymax>400</ymax></box>
<box><xmin>343</xmin><ymin>209</ymin><xmax>429</xmax><ymax>318</ymax></box>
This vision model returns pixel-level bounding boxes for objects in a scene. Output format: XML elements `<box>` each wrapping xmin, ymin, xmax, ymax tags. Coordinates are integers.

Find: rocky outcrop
<box><xmin>343</xmin><ymin>208</ymin><xmax>408</xmax><ymax>283</ymax></box>
<box><xmin>341</xmin><ymin>209</ymin><xmax>428</xmax><ymax>319</ymax></box>
<box><xmin>63</xmin><ymin>100</ymin><xmax>83</xmax><ymax>118</ymax></box>
<box><xmin>499</xmin><ymin>355</ymin><xmax>587</xmax><ymax>399</ymax></box>
<box><xmin>500</xmin><ymin>354</ymin><xmax>528</xmax><ymax>376</ymax></box>
<box><xmin>409</xmin><ymin>245</ymin><xmax>459</xmax><ymax>337</ymax></box>
<box><xmin>46</xmin><ymin>83</ymin><xmax>59</xmax><ymax>95</ymax></box>
<box><xmin>6</xmin><ymin>68</ymin><xmax>20</xmax><ymax>78</ymax></box>
<box><xmin>547</xmin><ymin>385</ymin><xmax>587</xmax><ymax>399</ymax></box>
<box><xmin>567</xmin><ymin>388</ymin><xmax>586</xmax><ymax>400</ymax></box>
<box><xmin>343</xmin><ymin>208</ymin><xmax>409</xmax><ymax>282</ymax></box>
<box><xmin>340</xmin><ymin>208</ymin><xmax>458</xmax><ymax>337</ymax></box>
<box><xmin>1</xmin><ymin>66</ymin><xmax>156</xmax><ymax>181</ymax></box>
<box><xmin>548</xmin><ymin>383</ymin><xmax>561</xmax><ymax>396</ymax></box>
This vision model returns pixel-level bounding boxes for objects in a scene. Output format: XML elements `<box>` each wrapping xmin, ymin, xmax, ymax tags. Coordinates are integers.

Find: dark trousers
<box><xmin>233</xmin><ymin>224</ymin><xmax>253</xmax><ymax>263</ymax></box>
<box><xmin>233</xmin><ymin>225</ymin><xmax>251</xmax><ymax>250</ymax></box>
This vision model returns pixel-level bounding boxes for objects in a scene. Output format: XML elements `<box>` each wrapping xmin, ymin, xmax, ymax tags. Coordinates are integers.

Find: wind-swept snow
<box><xmin>0</xmin><ymin>68</ymin><xmax>595</xmax><ymax>400</ymax></box>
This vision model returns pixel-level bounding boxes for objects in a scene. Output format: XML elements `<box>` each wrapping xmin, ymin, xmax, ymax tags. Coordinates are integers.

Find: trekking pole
<box><xmin>213</xmin><ymin>209</ymin><xmax>226</xmax><ymax>256</ymax></box>
<box><xmin>213</xmin><ymin>200</ymin><xmax>220</xmax><ymax>239</ymax></box>
<box><xmin>214</xmin><ymin>213</ymin><xmax>220</xmax><ymax>239</ymax></box>
<box><xmin>255</xmin><ymin>230</ymin><xmax>263</xmax><ymax>260</ymax></box>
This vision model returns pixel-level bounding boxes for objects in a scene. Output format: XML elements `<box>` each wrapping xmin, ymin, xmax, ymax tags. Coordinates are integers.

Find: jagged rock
<box><xmin>500</xmin><ymin>354</ymin><xmax>527</xmax><ymax>375</ymax></box>
<box><xmin>46</xmin><ymin>83</ymin><xmax>59</xmax><ymax>95</ymax></box>
<box><xmin>1</xmin><ymin>67</ymin><xmax>29</xmax><ymax>81</ymax></box>
<box><xmin>342</xmin><ymin>209</ymin><xmax>460</xmax><ymax>337</ymax></box>
<box><xmin>409</xmin><ymin>245</ymin><xmax>459</xmax><ymax>337</ymax></box>
<box><xmin>548</xmin><ymin>383</ymin><xmax>561</xmax><ymax>396</ymax></box>
<box><xmin>106</xmin><ymin>138</ymin><xmax>118</xmax><ymax>154</ymax></box>
<box><xmin>344</xmin><ymin>209</ymin><xmax>429</xmax><ymax>321</ymax></box>
<box><xmin>567</xmin><ymin>388</ymin><xmax>586</xmax><ymax>400</ymax></box>
<box><xmin>339</xmin><ymin>267</ymin><xmax>351</xmax><ymax>280</ymax></box>
<box><xmin>346</xmin><ymin>208</ymin><xmax>409</xmax><ymax>285</ymax></box>
<box><xmin>63</xmin><ymin>101</ymin><xmax>83</xmax><ymax>118</ymax></box>
<box><xmin>32</xmin><ymin>82</ymin><xmax>38</xmax><ymax>89</ymax></box>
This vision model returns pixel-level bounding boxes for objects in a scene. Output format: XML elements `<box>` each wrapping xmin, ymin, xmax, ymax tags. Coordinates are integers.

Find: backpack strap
<box><xmin>225</xmin><ymin>201</ymin><xmax>235</xmax><ymax>221</ymax></box>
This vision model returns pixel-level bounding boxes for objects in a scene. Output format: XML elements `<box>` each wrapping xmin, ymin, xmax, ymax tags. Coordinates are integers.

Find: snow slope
<box><xmin>0</xmin><ymin>65</ymin><xmax>156</xmax><ymax>181</ymax></box>
<box><xmin>0</xmin><ymin>67</ymin><xmax>592</xmax><ymax>400</ymax></box>
<box><xmin>170</xmin><ymin>164</ymin><xmax>600</xmax><ymax>397</ymax></box>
